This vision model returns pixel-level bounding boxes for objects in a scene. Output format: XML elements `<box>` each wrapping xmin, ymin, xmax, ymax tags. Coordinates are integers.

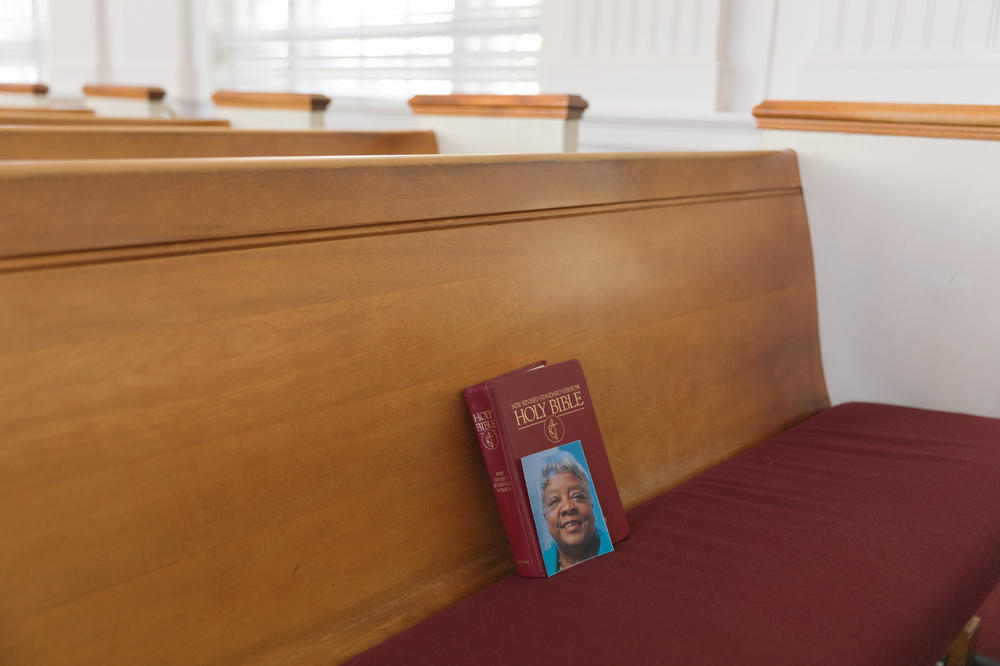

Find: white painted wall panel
<box><xmin>214</xmin><ymin>107</ymin><xmax>325</xmax><ymax>130</ymax></box>
<box><xmin>761</xmin><ymin>129</ymin><xmax>1000</xmax><ymax>418</ymax></box>
<box><xmin>0</xmin><ymin>92</ymin><xmax>47</xmax><ymax>108</ymax></box>
<box><xmin>769</xmin><ymin>0</ymin><xmax>1000</xmax><ymax>104</ymax></box>
<box><xmin>413</xmin><ymin>115</ymin><xmax>578</xmax><ymax>153</ymax></box>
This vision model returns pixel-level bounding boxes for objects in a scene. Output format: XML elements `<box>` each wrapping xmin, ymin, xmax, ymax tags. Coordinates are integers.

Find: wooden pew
<box><xmin>0</xmin><ymin>126</ymin><xmax>438</xmax><ymax>159</ymax></box>
<box><xmin>83</xmin><ymin>83</ymin><xmax>170</xmax><ymax>118</ymax></box>
<box><xmin>0</xmin><ymin>152</ymin><xmax>824</xmax><ymax>663</ymax></box>
<box><xmin>409</xmin><ymin>94</ymin><xmax>588</xmax><ymax>153</ymax></box>
<box><xmin>0</xmin><ymin>83</ymin><xmax>49</xmax><ymax>108</ymax></box>
<box><xmin>208</xmin><ymin>90</ymin><xmax>590</xmax><ymax>153</ymax></box>
<box><xmin>0</xmin><ymin>106</ymin><xmax>95</xmax><ymax>119</ymax></box>
<box><xmin>0</xmin><ymin>113</ymin><xmax>229</xmax><ymax>127</ymax></box>
<box><xmin>212</xmin><ymin>90</ymin><xmax>332</xmax><ymax>129</ymax></box>
<box><xmin>2</xmin><ymin>152</ymin><xmax>996</xmax><ymax>666</ymax></box>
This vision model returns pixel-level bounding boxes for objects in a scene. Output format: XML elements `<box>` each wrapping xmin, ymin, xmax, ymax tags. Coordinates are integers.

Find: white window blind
<box><xmin>210</xmin><ymin>0</ymin><xmax>542</xmax><ymax>100</ymax></box>
<box><xmin>0</xmin><ymin>0</ymin><xmax>48</xmax><ymax>83</ymax></box>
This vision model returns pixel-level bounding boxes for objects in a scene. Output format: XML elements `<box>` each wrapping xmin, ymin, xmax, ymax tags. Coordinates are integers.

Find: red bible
<box><xmin>463</xmin><ymin>359</ymin><xmax>629</xmax><ymax>577</ymax></box>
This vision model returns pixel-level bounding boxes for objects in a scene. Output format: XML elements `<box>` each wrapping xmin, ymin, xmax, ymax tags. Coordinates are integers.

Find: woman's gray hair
<box><xmin>538</xmin><ymin>451</ymin><xmax>591</xmax><ymax>505</ymax></box>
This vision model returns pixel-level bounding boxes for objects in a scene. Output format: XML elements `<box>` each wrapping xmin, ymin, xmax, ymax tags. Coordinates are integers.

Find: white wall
<box><xmin>761</xmin><ymin>129</ymin><xmax>1000</xmax><ymax>419</ymax></box>
<box><xmin>769</xmin><ymin>0</ymin><xmax>1000</xmax><ymax>104</ymax></box>
<box><xmin>43</xmin><ymin>1</ymin><xmax>1000</xmax><ymax>135</ymax></box>
<box><xmin>537</xmin><ymin>0</ymin><xmax>1000</xmax><ymax>151</ymax></box>
<box><xmin>46</xmin><ymin>0</ymin><xmax>209</xmax><ymax>116</ymax></box>
<box><xmin>47</xmin><ymin>0</ymin><xmax>109</xmax><ymax>99</ymax></box>
<box><xmin>755</xmin><ymin>1</ymin><xmax>1000</xmax><ymax>419</ymax></box>
<box><xmin>540</xmin><ymin>0</ymin><xmax>767</xmax><ymax>151</ymax></box>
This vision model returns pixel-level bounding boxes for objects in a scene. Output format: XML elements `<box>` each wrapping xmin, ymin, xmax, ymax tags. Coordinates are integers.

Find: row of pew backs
<box><xmin>2</xmin><ymin>83</ymin><xmax>587</xmax><ymax>152</ymax></box>
<box><xmin>0</xmin><ymin>126</ymin><xmax>438</xmax><ymax>159</ymax></box>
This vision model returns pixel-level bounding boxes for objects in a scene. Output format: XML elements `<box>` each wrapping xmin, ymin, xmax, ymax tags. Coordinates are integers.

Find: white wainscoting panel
<box><xmin>761</xmin><ymin>128</ymin><xmax>1000</xmax><ymax>419</ymax></box>
<box><xmin>541</xmin><ymin>0</ymin><xmax>725</xmax><ymax>116</ymax></box>
<box><xmin>770</xmin><ymin>0</ymin><xmax>1000</xmax><ymax>103</ymax></box>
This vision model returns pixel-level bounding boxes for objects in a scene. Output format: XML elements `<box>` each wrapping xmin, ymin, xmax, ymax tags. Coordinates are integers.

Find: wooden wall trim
<box><xmin>212</xmin><ymin>90</ymin><xmax>332</xmax><ymax>111</ymax></box>
<box><xmin>409</xmin><ymin>94</ymin><xmax>589</xmax><ymax>119</ymax></box>
<box><xmin>0</xmin><ymin>83</ymin><xmax>48</xmax><ymax>94</ymax></box>
<box><xmin>753</xmin><ymin>100</ymin><xmax>1000</xmax><ymax>140</ymax></box>
<box><xmin>0</xmin><ymin>151</ymin><xmax>799</xmax><ymax>261</ymax></box>
<box><xmin>83</xmin><ymin>84</ymin><xmax>167</xmax><ymax>101</ymax></box>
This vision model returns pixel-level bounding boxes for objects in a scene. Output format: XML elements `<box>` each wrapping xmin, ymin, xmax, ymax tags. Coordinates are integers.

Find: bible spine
<box><xmin>463</xmin><ymin>384</ymin><xmax>545</xmax><ymax>578</ymax></box>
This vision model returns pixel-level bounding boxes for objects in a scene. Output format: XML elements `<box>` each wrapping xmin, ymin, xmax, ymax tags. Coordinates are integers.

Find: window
<box><xmin>0</xmin><ymin>0</ymin><xmax>48</xmax><ymax>83</ymax></box>
<box><xmin>210</xmin><ymin>0</ymin><xmax>542</xmax><ymax>100</ymax></box>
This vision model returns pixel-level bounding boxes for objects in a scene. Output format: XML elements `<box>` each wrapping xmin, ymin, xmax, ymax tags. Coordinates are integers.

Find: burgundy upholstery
<box><xmin>349</xmin><ymin>403</ymin><xmax>1000</xmax><ymax>666</ymax></box>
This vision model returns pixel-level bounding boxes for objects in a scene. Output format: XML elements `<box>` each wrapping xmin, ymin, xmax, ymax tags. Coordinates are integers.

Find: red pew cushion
<box><xmin>348</xmin><ymin>403</ymin><xmax>1000</xmax><ymax>666</ymax></box>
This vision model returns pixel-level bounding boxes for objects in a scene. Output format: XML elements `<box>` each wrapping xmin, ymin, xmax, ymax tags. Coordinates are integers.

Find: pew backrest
<box><xmin>0</xmin><ymin>113</ymin><xmax>229</xmax><ymax>127</ymax></box>
<box><xmin>0</xmin><ymin>126</ymin><xmax>439</xmax><ymax>159</ymax></box>
<box><xmin>0</xmin><ymin>83</ymin><xmax>49</xmax><ymax>108</ymax></box>
<box><xmin>409</xmin><ymin>94</ymin><xmax>588</xmax><ymax>153</ymax></box>
<box><xmin>212</xmin><ymin>90</ymin><xmax>332</xmax><ymax>129</ymax></box>
<box><xmin>0</xmin><ymin>151</ymin><xmax>827</xmax><ymax>664</ymax></box>
<box><xmin>0</xmin><ymin>106</ymin><xmax>94</xmax><ymax>119</ymax></box>
<box><xmin>83</xmin><ymin>83</ymin><xmax>170</xmax><ymax>118</ymax></box>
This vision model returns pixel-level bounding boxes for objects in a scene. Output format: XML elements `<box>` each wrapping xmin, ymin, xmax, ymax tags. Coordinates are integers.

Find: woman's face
<box><xmin>543</xmin><ymin>471</ymin><xmax>596</xmax><ymax>550</ymax></box>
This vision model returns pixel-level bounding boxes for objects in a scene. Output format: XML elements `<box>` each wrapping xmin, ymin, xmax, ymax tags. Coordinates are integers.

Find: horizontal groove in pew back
<box><xmin>0</xmin><ymin>151</ymin><xmax>801</xmax><ymax>261</ymax></box>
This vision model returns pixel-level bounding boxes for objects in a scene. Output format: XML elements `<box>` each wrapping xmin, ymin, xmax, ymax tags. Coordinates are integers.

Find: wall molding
<box><xmin>754</xmin><ymin>99</ymin><xmax>1000</xmax><ymax>140</ymax></box>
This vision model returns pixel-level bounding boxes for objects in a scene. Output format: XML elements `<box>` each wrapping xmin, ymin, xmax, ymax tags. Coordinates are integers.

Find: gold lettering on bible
<box><xmin>472</xmin><ymin>409</ymin><xmax>497</xmax><ymax>433</ymax></box>
<box><xmin>511</xmin><ymin>385</ymin><xmax>585</xmax><ymax>430</ymax></box>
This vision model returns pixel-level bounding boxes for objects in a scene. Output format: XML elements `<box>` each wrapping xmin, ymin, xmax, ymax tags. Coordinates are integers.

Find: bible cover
<box><xmin>463</xmin><ymin>359</ymin><xmax>629</xmax><ymax>577</ymax></box>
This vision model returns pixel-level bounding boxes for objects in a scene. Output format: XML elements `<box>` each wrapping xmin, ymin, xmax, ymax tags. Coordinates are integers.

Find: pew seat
<box><xmin>350</xmin><ymin>402</ymin><xmax>1000</xmax><ymax>666</ymax></box>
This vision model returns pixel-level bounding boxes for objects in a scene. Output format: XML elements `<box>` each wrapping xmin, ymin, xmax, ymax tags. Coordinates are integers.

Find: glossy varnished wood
<box><xmin>945</xmin><ymin>616</ymin><xmax>981</xmax><ymax>666</ymax></box>
<box><xmin>409</xmin><ymin>94</ymin><xmax>589</xmax><ymax>118</ymax></box>
<box><xmin>0</xmin><ymin>126</ymin><xmax>438</xmax><ymax>161</ymax></box>
<box><xmin>0</xmin><ymin>152</ymin><xmax>828</xmax><ymax>664</ymax></box>
<box><xmin>83</xmin><ymin>83</ymin><xmax>167</xmax><ymax>100</ymax></box>
<box><xmin>0</xmin><ymin>106</ymin><xmax>95</xmax><ymax>118</ymax></box>
<box><xmin>0</xmin><ymin>114</ymin><xmax>229</xmax><ymax>127</ymax></box>
<box><xmin>754</xmin><ymin>100</ymin><xmax>1000</xmax><ymax>140</ymax></box>
<box><xmin>0</xmin><ymin>83</ymin><xmax>49</xmax><ymax>94</ymax></box>
<box><xmin>212</xmin><ymin>90</ymin><xmax>332</xmax><ymax>111</ymax></box>
<box><xmin>3</xmin><ymin>151</ymin><xmax>798</xmax><ymax>256</ymax></box>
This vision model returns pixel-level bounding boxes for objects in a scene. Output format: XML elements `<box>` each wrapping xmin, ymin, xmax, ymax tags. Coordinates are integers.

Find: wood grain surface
<box><xmin>0</xmin><ymin>114</ymin><xmax>229</xmax><ymax>127</ymax></box>
<box><xmin>0</xmin><ymin>106</ymin><xmax>95</xmax><ymax>117</ymax></box>
<box><xmin>409</xmin><ymin>94</ymin><xmax>589</xmax><ymax>118</ymax></box>
<box><xmin>0</xmin><ymin>83</ymin><xmax>49</xmax><ymax>94</ymax></box>
<box><xmin>0</xmin><ymin>126</ymin><xmax>437</xmax><ymax>162</ymax></box>
<box><xmin>212</xmin><ymin>90</ymin><xmax>332</xmax><ymax>110</ymax></box>
<box><xmin>0</xmin><ymin>151</ymin><xmax>828</xmax><ymax>664</ymax></box>
<box><xmin>754</xmin><ymin>100</ymin><xmax>1000</xmax><ymax>140</ymax></box>
<box><xmin>83</xmin><ymin>84</ymin><xmax>167</xmax><ymax>100</ymax></box>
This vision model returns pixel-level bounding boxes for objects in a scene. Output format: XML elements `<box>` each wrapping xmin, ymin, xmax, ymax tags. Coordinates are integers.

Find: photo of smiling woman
<box><xmin>522</xmin><ymin>441</ymin><xmax>614</xmax><ymax>576</ymax></box>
